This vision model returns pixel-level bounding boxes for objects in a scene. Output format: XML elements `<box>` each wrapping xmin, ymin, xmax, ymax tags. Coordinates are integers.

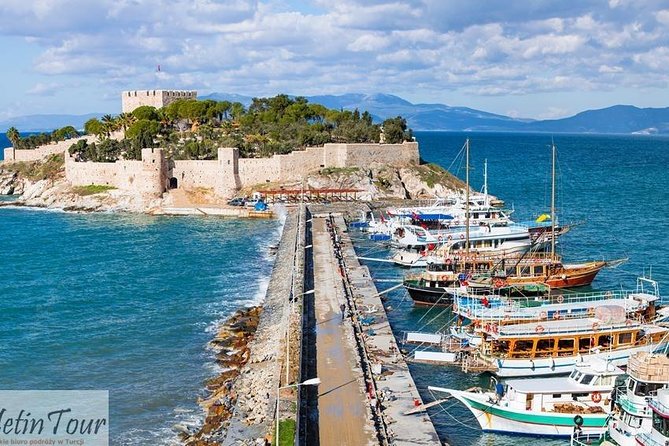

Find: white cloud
<box><xmin>1</xmin><ymin>0</ymin><xmax>669</xmax><ymax>117</ymax></box>
<box><xmin>26</xmin><ymin>82</ymin><xmax>63</xmax><ymax>96</ymax></box>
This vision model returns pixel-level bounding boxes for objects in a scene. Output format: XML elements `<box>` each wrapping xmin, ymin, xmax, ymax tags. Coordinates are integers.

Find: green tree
<box><xmin>84</xmin><ymin>118</ymin><xmax>104</xmax><ymax>137</ymax></box>
<box><xmin>6</xmin><ymin>127</ymin><xmax>20</xmax><ymax>147</ymax></box>
<box><xmin>131</xmin><ymin>106</ymin><xmax>159</xmax><ymax>121</ymax></box>
<box><xmin>101</xmin><ymin>114</ymin><xmax>118</xmax><ymax>137</ymax></box>
<box><xmin>382</xmin><ymin>116</ymin><xmax>412</xmax><ymax>144</ymax></box>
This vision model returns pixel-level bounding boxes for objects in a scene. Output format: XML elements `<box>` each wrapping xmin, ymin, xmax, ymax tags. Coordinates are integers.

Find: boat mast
<box><xmin>551</xmin><ymin>140</ymin><xmax>556</xmax><ymax>259</ymax></box>
<box><xmin>465</xmin><ymin>138</ymin><xmax>470</xmax><ymax>256</ymax></box>
<box><xmin>483</xmin><ymin>158</ymin><xmax>488</xmax><ymax>199</ymax></box>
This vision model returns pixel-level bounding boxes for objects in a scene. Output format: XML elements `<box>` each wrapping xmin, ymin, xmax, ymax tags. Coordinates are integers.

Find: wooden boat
<box><xmin>403</xmin><ymin>253</ymin><xmax>618</xmax><ymax>306</ymax></box>
<box><xmin>475</xmin><ymin>314</ymin><xmax>669</xmax><ymax>378</ymax></box>
<box><xmin>430</xmin><ymin>358</ymin><xmax>622</xmax><ymax>437</ymax></box>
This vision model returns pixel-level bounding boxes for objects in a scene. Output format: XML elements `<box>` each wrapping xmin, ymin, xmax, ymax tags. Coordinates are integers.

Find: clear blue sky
<box><xmin>1</xmin><ymin>0</ymin><xmax>668</xmax><ymax>120</ymax></box>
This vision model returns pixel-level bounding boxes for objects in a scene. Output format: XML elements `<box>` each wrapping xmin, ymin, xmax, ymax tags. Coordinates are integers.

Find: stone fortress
<box><xmin>5</xmin><ymin>89</ymin><xmax>420</xmax><ymax>199</ymax></box>
<box><xmin>122</xmin><ymin>90</ymin><xmax>197</xmax><ymax>113</ymax></box>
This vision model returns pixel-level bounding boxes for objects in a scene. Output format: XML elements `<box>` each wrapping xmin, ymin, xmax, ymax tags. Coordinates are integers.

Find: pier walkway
<box><xmin>325</xmin><ymin>211</ymin><xmax>440</xmax><ymax>445</ymax></box>
<box><xmin>312</xmin><ymin>217</ymin><xmax>377</xmax><ymax>446</ymax></box>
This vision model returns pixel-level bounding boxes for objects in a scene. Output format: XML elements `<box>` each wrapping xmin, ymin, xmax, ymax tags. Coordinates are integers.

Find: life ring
<box><xmin>459</xmin><ymin>234</ymin><xmax>465</xmax><ymax>240</ymax></box>
<box><xmin>539</xmin><ymin>311</ymin><xmax>547</xmax><ymax>320</ymax></box>
<box><xmin>535</xmin><ymin>325</ymin><xmax>545</xmax><ymax>334</ymax></box>
<box><xmin>447</xmin><ymin>235</ymin><xmax>453</xmax><ymax>241</ymax></box>
<box><xmin>494</xmin><ymin>278</ymin><xmax>506</xmax><ymax>288</ymax></box>
<box><xmin>553</xmin><ymin>311</ymin><xmax>561</xmax><ymax>320</ymax></box>
<box><xmin>591</xmin><ymin>392</ymin><xmax>602</xmax><ymax>403</ymax></box>
<box><xmin>592</xmin><ymin>322</ymin><xmax>600</xmax><ymax>331</ymax></box>
<box><xmin>445</xmin><ymin>258</ymin><xmax>452</xmax><ymax>265</ymax></box>
<box><xmin>605</xmin><ymin>291</ymin><xmax>613</xmax><ymax>299</ymax></box>
<box><xmin>557</xmin><ymin>294</ymin><xmax>564</xmax><ymax>304</ymax></box>
<box><xmin>588</xmin><ymin>307</ymin><xmax>595</xmax><ymax>316</ymax></box>
<box><xmin>626</xmin><ymin>319</ymin><xmax>632</xmax><ymax>326</ymax></box>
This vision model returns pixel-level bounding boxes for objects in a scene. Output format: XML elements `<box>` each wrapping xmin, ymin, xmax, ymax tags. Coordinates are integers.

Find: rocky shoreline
<box><xmin>1</xmin><ymin>157</ymin><xmax>465</xmax><ymax>215</ymax></box>
<box><xmin>180</xmin><ymin>306</ymin><xmax>263</xmax><ymax>446</ymax></box>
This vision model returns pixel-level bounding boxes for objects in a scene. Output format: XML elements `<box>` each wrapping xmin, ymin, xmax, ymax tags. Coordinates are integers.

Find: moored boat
<box><xmin>475</xmin><ymin>314</ymin><xmax>669</xmax><ymax>377</ymax></box>
<box><xmin>430</xmin><ymin>358</ymin><xmax>622</xmax><ymax>437</ymax></box>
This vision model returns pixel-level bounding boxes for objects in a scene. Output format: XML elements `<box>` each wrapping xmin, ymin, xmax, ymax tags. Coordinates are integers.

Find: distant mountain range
<box><xmin>3</xmin><ymin>94</ymin><xmax>669</xmax><ymax>134</ymax></box>
<box><xmin>203</xmin><ymin>93</ymin><xmax>669</xmax><ymax>134</ymax></box>
<box><xmin>0</xmin><ymin>113</ymin><xmax>103</xmax><ymax>133</ymax></box>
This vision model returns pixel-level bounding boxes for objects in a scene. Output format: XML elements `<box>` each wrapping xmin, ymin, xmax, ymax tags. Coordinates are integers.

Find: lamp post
<box><xmin>276</xmin><ymin>377</ymin><xmax>321</xmax><ymax>445</ymax></box>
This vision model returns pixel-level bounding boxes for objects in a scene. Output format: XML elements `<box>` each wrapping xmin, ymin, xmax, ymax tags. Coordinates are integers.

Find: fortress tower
<box><xmin>138</xmin><ymin>148</ymin><xmax>167</xmax><ymax>196</ymax></box>
<box><xmin>121</xmin><ymin>90</ymin><xmax>197</xmax><ymax>113</ymax></box>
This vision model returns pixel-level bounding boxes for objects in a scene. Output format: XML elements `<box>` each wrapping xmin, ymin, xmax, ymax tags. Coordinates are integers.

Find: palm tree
<box><xmin>117</xmin><ymin>113</ymin><xmax>136</xmax><ymax>133</ymax></box>
<box><xmin>6</xmin><ymin>127</ymin><xmax>20</xmax><ymax>147</ymax></box>
<box><xmin>101</xmin><ymin>114</ymin><xmax>118</xmax><ymax>138</ymax></box>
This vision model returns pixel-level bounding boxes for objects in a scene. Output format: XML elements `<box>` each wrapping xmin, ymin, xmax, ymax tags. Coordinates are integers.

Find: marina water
<box><xmin>1</xmin><ymin>131</ymin><xmax>668</xmax><ymax>445</ymax></box>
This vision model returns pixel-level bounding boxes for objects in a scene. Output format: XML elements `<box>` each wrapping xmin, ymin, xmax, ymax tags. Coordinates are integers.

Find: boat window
<box><xmin>579</xmin><ymin>337</ymin><xmax>593</xmax><ymax>352</ymax></box>
<box><xmin>581</xmin><ymin>374</ymin><xmax>594</xmax><ymax>385</ymax></box>
<box><xmin>536</xmin><ymin>339</ymin><xmax>555</xmax><ymax>356</ymax></box>
<box><xmin>635</xmin><ymin>382</ymin><xmax>666</xmax><ymax>397</ymax></box>
<box><xmin>569</xmin><ymin>370</ymin><xmax>578</xmax><ymax>379</ymax></box>
<box><xmin>492</xmin><ymin>341</ymin><xmax>510</xmax><ymax>355</ymax></box>
<box><xmin>653</xmin><ymin>412</ymin><xmax>669</xmax><ymax>436</ymax></box>
<box><xmin>597</xmin><ymin>335</ymin><xmax>612</xmax><ymax>348</ymax></box>
<box><xmin>599</xmin><ymin>376</ymin><xmax>614</xmax><ymax>386</ymax></box>
<box><xmin>552</xmin><ymin>394</ymin><xmax>562</xmax><ymax>399</ymax></box>
<box><xmin>558</xmin><ymin>338</ymin><xmax>575</xmax><ymax>356</ymax></box>
<box><xmin>526</xmin><ymin>393</ymin><xmax>534</xmax><ymax>410</ymax></box>
<box><xmin>627</xmin><ymin>379</ymin><xmax>637</xmax><ymax>393</ymax></box>
<box><xmin>618</xmin><ymin>332</ymin><xmax>633</xmax><ymax>345</ymax></box>
<box><xmin>533</xmin><ymin>265</ymin><xmax>543</xmax><ymax>276</ymax></box>
<box><xmin>627</xmin><ymin>414</ymin><xmax>642</xmax><ymax>429</ymax></box>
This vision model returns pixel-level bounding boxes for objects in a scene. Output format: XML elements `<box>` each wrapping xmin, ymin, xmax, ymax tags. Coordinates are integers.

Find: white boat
<box><xmin>475</xmin><ymin>315</ymin><xmax>669</xmax><ymax>378</ymax></box>
<box><xmin>634</xmin><ymin>388</ymin><xmax>669</xmax><ymax>446</ymax></box>
<box><xmin>430</xmin><ymin>358</ymin><xmax>622</xmax><ymax>437</ymax></box>
<box><xmin>572</xmin><ymin>352</ymin><xmax>669</xmax><ymax>446</ymax></box>
<box><xmin>391</xmin><ymin>224</ymin><xmax>533</xmax><ymax>267</ymax></box>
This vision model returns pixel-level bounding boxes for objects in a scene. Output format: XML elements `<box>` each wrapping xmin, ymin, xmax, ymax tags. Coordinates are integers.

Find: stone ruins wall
<box><xmin>3</xmin><ymin>135</ymin><xmax>96</xmax><ymax>163</ymax></box>
<box><xmin>65</xmin><ymin>148</ymin><xmax>167</xmax><ymax>196</ymax></box>
<box><xmin>63</xmin><ymin>141</ymin><xmax>419</xmax><ymax>198</ymax></box>
<box><xmin>122</xmin><ymin>90</ymin><xmax>197</xmax><ymax>113</ymax></box>
<box><xmin>338</xmin><ymin>141</ymin><xmax>420</xmax><ymax>167</ymax></box>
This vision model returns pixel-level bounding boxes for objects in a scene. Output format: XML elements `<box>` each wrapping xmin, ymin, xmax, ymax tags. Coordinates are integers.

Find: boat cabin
<box><xmin>481</xmin><ymin>318</ymin><xmax>667</xmax><ymax>360</ymax></box>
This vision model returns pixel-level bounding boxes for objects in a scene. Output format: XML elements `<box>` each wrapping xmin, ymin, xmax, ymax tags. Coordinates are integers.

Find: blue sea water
<box><xmin>1</xmin><ymin>131</ymin><xmax>668</xmax><ymax>445</ymax></box>
<box><xmin>353</xmin><ymin>131</ymin><xmax>669</xmax><ymax>446</ymax></box>
<box><xmin>0</xmin><ymin>208</ymin><xmax>282</xmax><ymax>444</ymax></box>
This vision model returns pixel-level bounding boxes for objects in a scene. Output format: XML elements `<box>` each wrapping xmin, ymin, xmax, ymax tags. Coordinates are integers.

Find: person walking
<box><xmin>340</xmin><ymin>303</ymin><xmax>346</xmax><ymax>320</ymax></box>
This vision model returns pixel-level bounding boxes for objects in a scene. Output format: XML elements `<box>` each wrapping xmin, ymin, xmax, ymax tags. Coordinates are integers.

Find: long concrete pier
<box><xmin>210</xmin><ymin>204</ymin><xmax>440</xmax><ymax>445</ymax></box>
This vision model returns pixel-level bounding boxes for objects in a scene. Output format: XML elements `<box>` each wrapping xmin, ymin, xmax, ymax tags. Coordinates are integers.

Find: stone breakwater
<box><xmin>185</xmin><ymin>207</ymin><xmax>303</xmax><ymax>446</ymax></box>
<box><xmin>180</xmin><ymin>307</ymin><xmax>262</xmax><ymax>446</ymax></box>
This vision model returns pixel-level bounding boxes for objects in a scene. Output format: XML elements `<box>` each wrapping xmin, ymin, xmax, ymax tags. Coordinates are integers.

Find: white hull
<box><xmin>488</xmin><ymin>342</ymin><xmax>669</xmax><ymax>377</ymax></box>
<box><xmin>441</xmin><ymin>389</ymin><xmax>607</xmax><ymax>437</ymax></box>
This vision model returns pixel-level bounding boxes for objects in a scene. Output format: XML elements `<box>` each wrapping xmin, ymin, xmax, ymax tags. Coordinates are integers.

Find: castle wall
<box><xmin>3</xmin><ymin>136</ymin><xmax>96</xmax><ymax>163</ymax></box>
<box><xmin>337</xmin><ymin>142</ymin><xmax>419</xmax><ymax>167</ymax></box>
<box><xmin>64</xmin><ymin>141</ymin><xmax>420</xmax><ymax>198</ymax></box>
<box><xmin>238</xmin><ymin>158</ymin><xmax>282</xmax><ymax>185</ymax></box>
<box><xmin>122</xmin><ymin>90</ymin><xmax>197</xmax><ymax>113</ymax></box>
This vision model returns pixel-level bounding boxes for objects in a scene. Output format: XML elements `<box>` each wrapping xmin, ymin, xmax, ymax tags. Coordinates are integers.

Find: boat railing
<box><xmin>490</xmin><ymin>316</ymin><xmax>643</xmax><ymax>337</ymax></box>
<box><xmin>570</xmin><ymin>432</ymin><xmax>606</xmax><ymax>446</ymax></box>
<box><xmin>636</xmin><ymin>432</ymin><xmax>664</xmax><ymax>446</ymax></box>
<box><xmin>649</xmin><ymin>397</ymin><xmax>669</xmax><ymax>417</ymax></box>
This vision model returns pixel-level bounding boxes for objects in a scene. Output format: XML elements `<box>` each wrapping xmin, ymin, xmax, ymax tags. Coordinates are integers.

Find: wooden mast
<box><xmin>551</xmin><ymin>140</ymin><xmax>556</xmax><ymax>259</ymax></box>
<box><xmin>465</xmin><ymin>138</ymin><xmax>470</xmax><ymax>256</ymax></box>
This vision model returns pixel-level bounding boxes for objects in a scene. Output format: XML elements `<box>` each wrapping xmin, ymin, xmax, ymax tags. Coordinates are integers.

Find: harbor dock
<box><xmin>211</xmin><ymin>203</ymin><xmax>440</xmax><ymax>445</ymax></box>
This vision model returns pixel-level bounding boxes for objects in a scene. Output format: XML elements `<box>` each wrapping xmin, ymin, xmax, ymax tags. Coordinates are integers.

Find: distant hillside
<box><xmin>5</xmin><ymin>95</ymin><xmax>669</xmax><ymax>134</ymax></box>
<box><xmin>523</xmin><ymin>105</ymin><xmax>669</xmax><ymax>134</ymax></box>
<box><xmin>0</xmin><ymin>113</ymin><xmax>103</xmax><ymax>133</ymax></box>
